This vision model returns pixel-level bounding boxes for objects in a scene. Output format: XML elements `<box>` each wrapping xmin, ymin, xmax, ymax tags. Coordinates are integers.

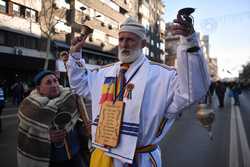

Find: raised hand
<box><xmin>171</xmin><ymin>8</ymin><xmax>195</xmax><ymax>37</ymax></box>
<box><xmin>69</xmin><ymin>35</ymin><xmax>88</xmax><ymax>53</ymax></box>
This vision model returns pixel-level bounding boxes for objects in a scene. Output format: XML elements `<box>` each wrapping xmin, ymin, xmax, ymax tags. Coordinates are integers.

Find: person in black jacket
<box><xmin>215</xmin><ymin>80</ymin><xmax>226</xmax><ymax>108</ymax></box>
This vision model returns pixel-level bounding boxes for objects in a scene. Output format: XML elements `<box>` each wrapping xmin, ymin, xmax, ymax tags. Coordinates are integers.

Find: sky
<box><xmin>163</xmin><ymin>0</ymin><xmax>250</xmax><ymax>79</ymax></box>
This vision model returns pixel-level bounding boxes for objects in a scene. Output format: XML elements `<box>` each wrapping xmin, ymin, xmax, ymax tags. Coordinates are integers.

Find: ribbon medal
<box><xmin>124</xmin><ymin>83</ymin><xmax>134</xmax><ymax>100</ymax></box>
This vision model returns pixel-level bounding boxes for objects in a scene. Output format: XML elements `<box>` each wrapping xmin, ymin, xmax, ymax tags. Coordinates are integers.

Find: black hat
<box><xmin>33</xmin><ymin>70</ymin><xmax>55</xmax><ymax>86</ymax></box>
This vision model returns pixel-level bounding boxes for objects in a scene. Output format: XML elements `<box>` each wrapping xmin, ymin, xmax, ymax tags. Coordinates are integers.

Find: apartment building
<box><xmin>200</xmin><ymin>35</ymin><xmax>218</xmax><ymax>81</ymax></box>
<box><xmin>138</xmin><ymin>0</ymin><xmax>165</xmax><ymax>63</ymax></box>
<box><xmin>65</xmin><ymin>0</ymin><xmax>132</xmax><ymax>66</ymax></box>
<box><xmin>53</xmin><ymin>0</ymin><xmax>166</xmax><ymax>70</ymax></box>
<box><xmin>164</xmin><ymin>23</ymin><xmax>179</xmax><ymax>66</ymax></box>
<box><xmin>0</xmin><ymin>0</ymin><xmax>45</xmax><ymax>83</ymax></box>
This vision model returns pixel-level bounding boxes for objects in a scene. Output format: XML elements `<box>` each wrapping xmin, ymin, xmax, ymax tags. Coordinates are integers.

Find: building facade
<box><xmin>164</xmin><ymin>22</ymin><xmax>179</xmax><ymax>66</ymax></box>
<box><xmin>53</xmin><ymin>0</ymin><xmax>166</xmax><ymax>69</ymax></box>
<box><xmin>200</xmin><ymin>35</ymin><xmax>218</xmax><ymax>81</ymax></box>
<box><xmin>0</xmin><ymin>0</ymin><xmax>48</xmax><ymax>93</ymax></box>
<box><xmin>0</xmin><ymin>0</ymin><xmax>166</xmax><ymax>95</ymax></box>
<box><xmin>138</xmin><ymin>0</ymin><xmax>165</xmax><ymax>63</ymax></box>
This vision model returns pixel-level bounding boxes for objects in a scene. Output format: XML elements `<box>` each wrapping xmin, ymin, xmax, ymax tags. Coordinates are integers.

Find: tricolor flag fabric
<box><xmin>99</xmin><ymin>77</ymin><xmax>116</xmax><ymax>104</ymax></box>
<box><xmin>99</xmin><ymin>64</ymin><xmax>129</xmax><ymax>104</ymax></box>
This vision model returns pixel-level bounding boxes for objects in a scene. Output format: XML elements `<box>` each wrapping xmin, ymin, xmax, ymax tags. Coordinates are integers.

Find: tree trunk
<box><xmin>44</xmin><ymin>38</ymin><xmax>51</xmax><ymax>70</ymax></box>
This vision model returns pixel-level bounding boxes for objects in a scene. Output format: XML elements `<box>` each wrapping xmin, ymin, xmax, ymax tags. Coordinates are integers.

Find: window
<box><xmin>20</xmin><ymin>5</ymin><xmax>25</xmax><ymax>18</ymax></box>
<box><xmin>105</xmin><ymin>17</ymin><xmax>118</xmax><ymax>29</ymax></box>
<box><xmin>30</xmin><ymin>10</ymin><xmax>37</xmax><ymax>22</ymax></box>
<box><xmin>150</xmin><ymin>52</ymin><xmax>154</xmax><ymax>57</ymax></box>
<box><xmin>13</xmin><ymin>3</ymin><xmax>20</xmax><ymax>16</ymax></box>
<box><xmin>25</xmin><ymin>8</ymin><xmax>31</xmax><ymax>19</ymax></box>
<box><xmin>28</xmin><ymin>38</ymin><xmax>37</xmax><ymax>49</ymax></box>
<box><xmin>0</xmin><ymin>0</ymin><xmax>7</xmax><ymax>13</ymax></box>
<box><xmin>151</xmin><ymin>39</ymin><xmax>154</xmax><ymax>46</ymax></box>
<box><xmin>17</xmin><ymin>35</ymin><xmax>25</xmax><ymax>47</ymax></box>
<box><xmin>13</xmin><ymin>4</ymin><xmax>38</xmax><ymax>22</ymax></box>
<box><xmin>4</xmin><ymin>31</ymin><xmax>39</xmax><ymax>50</ymax></box>
<box><xmin>88</xmin><ymin>35</ymin><xmax>93</xmax><ymax>42</ymax></box>
<box><xmin>143</xmin><ymin>47</ymin><xmax>149</xmax><ymax>56</ymax></box>
<box><xmin>0</xmin><ymin>31</ymin><xmax>5</xmax><ymax>44</ymax></box>
<box><xmin>89</xmin><ymin>58</ymin><xmax>97</xmax><ymax>65</ymax></box>
<box><xmin>108</xmin><ymin>24</ymin><xmax>112</xmax><ymax>30</ymax></box>
<box><xmin>119</xmin><ymin>7</ymin><xmax>127</xmax><ymax>15</ymax></box>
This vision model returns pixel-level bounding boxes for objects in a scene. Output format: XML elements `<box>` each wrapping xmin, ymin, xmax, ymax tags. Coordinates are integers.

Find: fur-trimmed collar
<box><xmin>29</xmin><ymin>86</ymin><xmax>71</xmax><ymax>107</ymax></box>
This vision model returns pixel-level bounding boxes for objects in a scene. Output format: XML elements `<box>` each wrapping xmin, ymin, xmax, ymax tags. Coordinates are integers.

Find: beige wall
<box><xmin>0</xmin><ymin>14</ymin><xmax>41</xmax><ymax>37</ymax></box>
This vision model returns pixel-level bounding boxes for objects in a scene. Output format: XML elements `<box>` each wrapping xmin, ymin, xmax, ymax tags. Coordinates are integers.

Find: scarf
<box><xmin>17</xmin><ymin>86</ymin><xmax>80</xmax><ymax>167</ymax></box>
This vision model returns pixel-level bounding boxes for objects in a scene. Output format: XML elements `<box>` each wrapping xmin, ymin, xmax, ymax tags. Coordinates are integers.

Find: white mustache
<box><xmin>120</xmin><ymin>49</ymin><xmax>131</xmax><ymax>55</ymax></box>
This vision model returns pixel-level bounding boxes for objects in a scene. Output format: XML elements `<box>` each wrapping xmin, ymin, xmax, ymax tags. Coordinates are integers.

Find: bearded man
<box><xmin>66</xmin><ymin>15</ymin><xmax>210</xmax><ymax>167</ymax></box>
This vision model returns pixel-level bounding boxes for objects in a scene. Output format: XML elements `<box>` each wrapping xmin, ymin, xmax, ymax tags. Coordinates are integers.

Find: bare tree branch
<box><xmin>39</xmin><ymin>0</ymin><xmax>67</xmax><ymax>69</ymax></box>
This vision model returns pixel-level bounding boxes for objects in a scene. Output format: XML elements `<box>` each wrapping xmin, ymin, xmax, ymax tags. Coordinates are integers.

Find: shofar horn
<box><xmin>81</xmin><ymin>25</ymin><xmax>93</xmax><ymax>37</ymax></box>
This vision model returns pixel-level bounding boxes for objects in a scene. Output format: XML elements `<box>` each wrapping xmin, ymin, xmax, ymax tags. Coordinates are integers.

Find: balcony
<box><xmin>0</xmin><ymin>14</ymin><xmax>41</xmax><ymax>37</ymax></box>
<box><xmin>78</xmin><ymin>0</ymin><xmax>125</xmax><ymax>22</ymax></box>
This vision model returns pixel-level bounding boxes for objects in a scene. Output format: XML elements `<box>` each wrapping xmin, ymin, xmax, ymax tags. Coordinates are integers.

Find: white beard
<box><xmin>118</xmin><ymin>48</ymin><xmax>142</xmax><ymax>63</ymax></box>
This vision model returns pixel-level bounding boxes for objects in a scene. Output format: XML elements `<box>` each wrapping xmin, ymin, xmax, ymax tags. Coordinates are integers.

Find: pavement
<box><xmin>1</xmin><ymin>101</ymin><xmax>18</xmax><ymax>117</ymax></box>
<box><xmin>0</xmin><ymin>101</ymin><xmax>18</xmax><ymax>167</ymax></box>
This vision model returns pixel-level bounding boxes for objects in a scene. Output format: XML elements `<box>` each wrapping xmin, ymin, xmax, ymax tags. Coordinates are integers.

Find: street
<box><xmin>0</xmin><ymin>90</ymin><xmax>249</xmax><ymax>167</ymax></box>
<box><xmin>160</xmin><ymin>90</ymin><xmax>250</xmax><ymax>167</ymax></box>
<box><xmin>0</xmin><ymin>105</ymin><xmax>18</xmax><ymax>167</ymax></box>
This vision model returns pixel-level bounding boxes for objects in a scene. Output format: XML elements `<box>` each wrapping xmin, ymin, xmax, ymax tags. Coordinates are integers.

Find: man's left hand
<box><xmin>171</xmin><ymin>13</ymin><xmax>195</xmax><ymax>37</ymax></box>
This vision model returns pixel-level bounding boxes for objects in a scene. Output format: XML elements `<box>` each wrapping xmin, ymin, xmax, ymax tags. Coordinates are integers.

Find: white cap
<box><xmin>119</xmin><ymin>17</ymin><xmax>146</xmax><ymax>39</ymax></box>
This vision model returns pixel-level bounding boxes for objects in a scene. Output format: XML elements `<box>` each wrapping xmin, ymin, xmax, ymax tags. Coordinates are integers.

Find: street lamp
<box><xmin>80</xmin><ymin>6</ymin><xmax>101</xmax><ymax>37</ymax></box>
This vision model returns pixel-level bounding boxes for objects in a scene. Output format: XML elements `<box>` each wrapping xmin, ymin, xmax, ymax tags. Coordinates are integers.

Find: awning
<box><xmin>53</xmin><ymin>41</ymin><xmax>70</xmax><ymax>49</ymax></box>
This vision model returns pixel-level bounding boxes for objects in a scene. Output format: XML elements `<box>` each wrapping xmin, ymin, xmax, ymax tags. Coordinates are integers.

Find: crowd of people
<box><xmin>205</xmin><ymin>80</ymin><xmax>242</xmax><ymax>108</ymax></box>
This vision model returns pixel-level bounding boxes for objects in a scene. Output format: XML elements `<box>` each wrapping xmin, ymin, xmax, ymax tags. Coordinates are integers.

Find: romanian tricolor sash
<box><xmin>99</xmin><ymin>77</ymin><xmax>116</xmax><ymax>104</ymax></box>
<box><xmin>99</xmin><ymin>63</ymin><xmax>129</xmax><ymax>104</ymax></box>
